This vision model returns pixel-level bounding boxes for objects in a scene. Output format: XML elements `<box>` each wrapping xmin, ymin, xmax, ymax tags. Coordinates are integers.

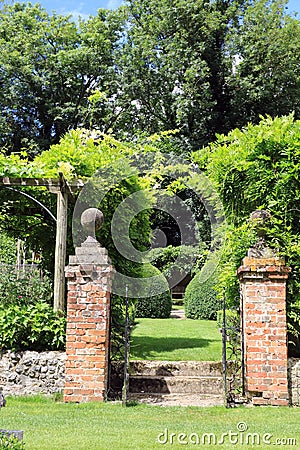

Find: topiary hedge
<box><xmin>184</xmin><ymin>263</ymin><xmax>221</xmax><ymax>320</ymax></box>
<box><xmin>134</xmin><ymin>265</ymin><xmax>172</xmax><ymax>319</ymax></box>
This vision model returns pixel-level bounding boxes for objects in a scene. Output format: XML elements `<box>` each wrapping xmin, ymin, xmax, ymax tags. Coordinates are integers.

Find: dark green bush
<box><xmin>135</xmin><ymin>265</ymin><xmax>172</xmax><ymax>318</ymax></box>
<box><xmin>0</xmin><ymin>301</ymin><xmax>66</xmax><ymax>351</ymax></box>
<box><xmin>185</xmin><ymin>263</ymin><xmax>221</xmax><ymax>320</ymax></box>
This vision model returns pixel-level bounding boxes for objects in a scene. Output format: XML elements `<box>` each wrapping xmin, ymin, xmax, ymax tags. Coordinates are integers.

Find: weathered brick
<box><xmin>239</xmin><ymin>255</ymin><xmax>289</xmax><ymax>406</ymax></box>
<box><xmin>64</xmin><ymin>257</ymin><xmax>113</xmax><ymax>403</ymax></box>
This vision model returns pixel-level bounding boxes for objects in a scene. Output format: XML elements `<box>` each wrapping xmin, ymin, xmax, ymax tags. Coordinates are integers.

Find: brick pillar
<box><xmin>64</xmin><ymin>209</ymin><xmax>114</xmax><ymax>403</ymax></box>
<box><xmin>238</xmin><ymin>256</ymin><xmax>290</xmax><ymax>406</ymax></box>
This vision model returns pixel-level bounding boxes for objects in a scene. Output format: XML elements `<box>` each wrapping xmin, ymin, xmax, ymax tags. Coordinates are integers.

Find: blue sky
<box><xmin>36</xmin><ymin>1</ymin><xmax>124</xmax><ymax>19</ymax></box>
<box><xmin>288</xmin><ymin>0</ymin><xmax>300</xmax><ymax>15</ymax></box>
<box><xmin>35</xmin><ymin>0</ymin><xmax>300</xmax><ymax>19</ymax></box>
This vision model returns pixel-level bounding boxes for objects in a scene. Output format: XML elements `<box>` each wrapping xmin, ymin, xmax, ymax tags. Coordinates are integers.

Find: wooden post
<box><xmin>53</xmin><ymin>175</ymin><xmax>68</xmax><ymax>312</ymax></box>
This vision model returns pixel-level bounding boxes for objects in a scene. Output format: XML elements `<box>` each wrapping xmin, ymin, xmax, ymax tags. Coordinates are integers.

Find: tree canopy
<box><xmin>0</xmin><ymin>0</ymin><xmax>299</xmax><ymax>154</ymax></box>
<box><xmin>3</xmin><ymin>0</ymin><xmax>300</xmax><ymax>354</ymax></box>
<box><xmin>192</xmin><ymin>114</ymin><xmax>300</xmax><ymax>351</ymax></box>
<box><xmin>0</xmin><ymin>2</ymin><xmax>122</xmax><ymax>154</ymax></box>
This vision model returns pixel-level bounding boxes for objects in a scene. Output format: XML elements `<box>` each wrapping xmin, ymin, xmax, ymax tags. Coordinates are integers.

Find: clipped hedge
<box><xmin>185</xmin><ymin>263</ymin><xmax>221</xmax><ymax>320</ymax></box>
<box><xmin>135</xmin><ymin>265</ymin><xmax>172</xmax><ymax>319</ymax></box>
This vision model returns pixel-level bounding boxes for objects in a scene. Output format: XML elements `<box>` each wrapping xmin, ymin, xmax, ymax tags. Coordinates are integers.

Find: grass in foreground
<box><xmin>1</xmin><ymin>396</ymin><xmax>300</xmax><ymax>449</ymax></box>
<box><xmin>130</xmin><ymin>318</ymin><xmax>222</xmax><ymax>361</ymax></box>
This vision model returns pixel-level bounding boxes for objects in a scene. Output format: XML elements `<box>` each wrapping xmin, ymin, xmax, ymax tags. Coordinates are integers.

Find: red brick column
<box><xmin>64</xmin><ymin>239</ymin><xmax>114</xmax><ymax>403</ymax></box>
<box><xmin>238</xmin><ymin>257</ymin><xmax>290</xmax><ymax>406</ymax></box>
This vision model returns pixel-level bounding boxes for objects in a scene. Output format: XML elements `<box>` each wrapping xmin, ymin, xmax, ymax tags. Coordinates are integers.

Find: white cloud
<box><xmin>106</xmin><ymin>0</ymin><xmax>124</xmax><ymax>10</ymax></box>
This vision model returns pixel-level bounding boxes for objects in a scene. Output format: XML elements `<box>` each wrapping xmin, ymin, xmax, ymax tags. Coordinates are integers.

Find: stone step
<box><xmin>128</xmin><ymin>392</ymin><xmax>224</xmax><ymax>407</ymax></box>
<box><xmin>129</xmin><ymin>360</ymin><xmax>223</xmax><ymax>377</ymax></box>
<box><xmin>129</xmin><ymin>375</ymin><xmax>223</xmax><ymax>395</ymax></box>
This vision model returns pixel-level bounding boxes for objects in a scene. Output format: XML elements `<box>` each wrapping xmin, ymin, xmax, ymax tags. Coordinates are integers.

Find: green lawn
<box><xmin>130</xmin><ymin>318</ymin><xmax>222</xmax><ymax>361</ymax></box>
<box><xmin>1</xmin><ymin>396</ymin><xmax>300</xmax><ymax>449</ymax></box>
<box><xmin>171</xmin><ymin>304</ymin><xmax>184</xmax><ymax>310</ymax></box>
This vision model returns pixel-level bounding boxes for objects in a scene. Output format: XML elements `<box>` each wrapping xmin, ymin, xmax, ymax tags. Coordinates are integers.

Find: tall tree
<box><xmin>114</xmin><ymin>0</ymin><xmax>243</xmax><ymax>151</ymax></box>
<box><xmin>0</xmin><ymin>1</ymin><xmax>299</xmax><ymax>155</ymax></box>
<box><xmin>0</xmin><ymin>2</ymin><xmax>122</xmax><ymax>154</ymax></box>
<box><xmin>113</xmin><ymin>0</ymin><xmax>300</xmax><ymax>151</ymax></box>
<box><xmin>226</xmin><ymin>0</ymin><xmax>300</xmax><ymax>128</ymax></box>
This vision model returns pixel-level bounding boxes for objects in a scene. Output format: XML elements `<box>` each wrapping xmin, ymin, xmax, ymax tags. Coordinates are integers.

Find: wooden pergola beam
<box><xmin>0</xmin><ymin>176</ymin><xmax>84</xmax><ymax>194</ymax></box>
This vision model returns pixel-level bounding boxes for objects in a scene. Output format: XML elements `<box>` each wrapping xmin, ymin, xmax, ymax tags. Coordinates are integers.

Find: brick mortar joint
<box><xmin>237</xmin><ymin>269</ymin><xmax>290</xmax><ymax>281</ymax></box>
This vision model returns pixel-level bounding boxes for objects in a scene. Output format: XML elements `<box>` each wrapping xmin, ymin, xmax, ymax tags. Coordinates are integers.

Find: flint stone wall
<box><xmin>0</xmin><ymin>351</ymin><xmax>66</xmax><ymax>396</ymax></box>
<box><xmin>1</xmin><ymin>351</ymin><xmax>300</xmax><ymax>405</ymax></box>
<box><xmin>288</xmin><ymin>358</ymin><xmax>300</xmax><ymax>406</ymax></box>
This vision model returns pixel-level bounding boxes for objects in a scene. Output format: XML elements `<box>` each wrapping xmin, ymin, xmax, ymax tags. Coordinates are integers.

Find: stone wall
<box><xmin>1</xmin><ymin>351</ymin><xmax>300</xmax><ymax>406</ymax></box>
<box><xmin>288</xmin><ymin>358</ymin><xmax>300</xmax><ymax>406</ymax></box>
<box><xmin>0</xmin><ymin>351</ymin><xmax>65</xmax><ymax>396</ymax></box>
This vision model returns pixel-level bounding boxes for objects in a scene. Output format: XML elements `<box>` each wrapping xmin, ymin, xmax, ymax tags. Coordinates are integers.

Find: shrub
<box><xmin>185</xmin><ymin>261</ymin><xmax>221</xmax><ymax>320</ymax></box>
<box><xmin>135</xmin><ymin>265</ymin><xmax>172</xmax><ymax>319</ymax></box>
<box><xmin>0</xmin><ymin>301</ymin><xmax>66</xmax><ymax>351</ymax></box>
<box><xmin>147</xmin><ymin>245</ymin><xmax>206</xmax><ymax>278</ymax></box>
<box><xmin>0</xmin><ymin>432</ymin><xmax>25</xmax><ymax>449</ymax></box>
<box><xmin>0</xmin><ymin>233</ymin><xmax>17</xmax><ymax>265</ymax></box>
<box><xmin>0</xmin><ymin>268</ymin><xmax>52</xmax><ymax>307</ymax></box>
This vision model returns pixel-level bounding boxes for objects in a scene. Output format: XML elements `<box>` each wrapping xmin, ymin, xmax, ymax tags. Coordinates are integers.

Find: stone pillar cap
<box><xmin>67</xmin><ymin>208</ymin><xmax>111</xmax><ymax>266</ymax></box>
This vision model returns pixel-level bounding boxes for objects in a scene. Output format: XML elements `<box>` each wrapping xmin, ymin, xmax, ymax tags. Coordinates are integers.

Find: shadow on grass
<box><xmin>130</xmin><ymin>336</ymin><xmax>218</xmax><ymax>359</ymax></box>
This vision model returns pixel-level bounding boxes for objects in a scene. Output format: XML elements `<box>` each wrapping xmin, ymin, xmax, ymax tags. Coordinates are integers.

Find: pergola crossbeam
<box><xmin>0</xmin><ymin>176</ymin><xmax>84</xmax><ymax>194</ymax></box>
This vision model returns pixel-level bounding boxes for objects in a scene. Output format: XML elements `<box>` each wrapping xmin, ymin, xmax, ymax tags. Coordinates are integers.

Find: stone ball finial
<box><xmin>248</xmin><ymin>209</ymin><xmax>276</xmax><ymax>258</ymax></box>
<box><xmin>249</xmin><ymin>210</ymin><xmax>271</xmax><ymax>236</ymax></box>
<box><xmin>81</xmin><ymin>208</ymin><xmax>104</xmax><ymax>238</ymax></box>
<box><xmin>249</xmin><ymin>209</ymin><xmax>271</xmax><ymax>223</ymax></box>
